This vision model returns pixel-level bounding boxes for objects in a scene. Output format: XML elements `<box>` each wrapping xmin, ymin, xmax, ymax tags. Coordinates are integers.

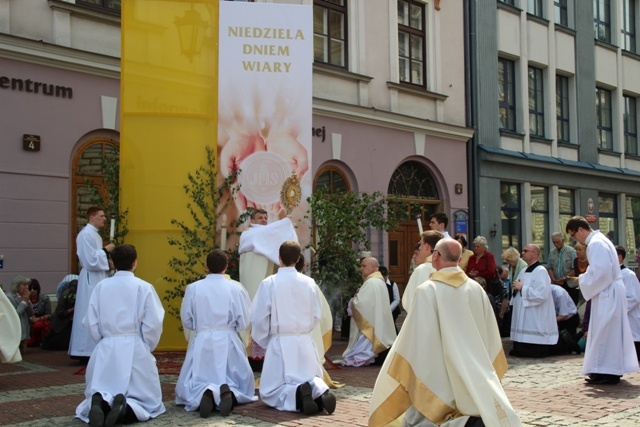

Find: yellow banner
<box><xmin>121</xmin><ymin>0</ymin><xmax>218</xmax><ymax>349</ymax></box>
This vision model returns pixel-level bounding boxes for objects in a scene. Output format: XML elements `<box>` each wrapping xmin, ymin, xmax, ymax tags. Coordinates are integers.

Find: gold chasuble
<box><xmin>369</xmin><ymin>268</ymin><xmax>521</xmax><ymax>427</ymax></box>
<box><xmin>347</xmin><ymin>272</ymin><xmax>397</xmax><ymax>355</ymax></box>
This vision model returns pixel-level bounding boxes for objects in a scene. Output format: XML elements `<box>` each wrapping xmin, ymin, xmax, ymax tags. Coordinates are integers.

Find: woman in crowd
<box><xmin>502</xmin><ymin>247</ymin><xmax>527</xmax><ymax>288</ymax></box>
<box><xmin>501</xmin><ymin>247</ymin><xmax>527</xmax><ymax>337</ymax></box>
<box><xmin>566</xmin><ymin>242</ymin><xmax>587</xmax><ymax>305</ymax></box>
<box><xmin>7</xmin><ymin>276</ymin><xmax>34</xmax><ymax>353</ymax></box>
<box><xmin>27</xmin><ymin>278</ymin><xmax>51</xmax><ymax>347</ymax></box>
<box><xmin>466</xmin><ymin>236</ymin><xmax>498</xmax><ymax>283</ymax></box>
<box><xmin>455</xmin><ymin>234</ymin><xmax>474</xmax><ymax>271</ymax></box>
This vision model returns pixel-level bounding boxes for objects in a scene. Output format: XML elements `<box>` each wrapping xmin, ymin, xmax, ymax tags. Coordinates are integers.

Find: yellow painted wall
<box><xmin>121</xmin><ymin>1</ymin><xmax>218</xmax><ymax>349</ymax></box>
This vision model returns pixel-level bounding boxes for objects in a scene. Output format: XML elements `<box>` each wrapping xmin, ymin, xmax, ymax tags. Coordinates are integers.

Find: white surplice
<box><xmin>76</xmin><ymin>271</ymin><xmax>165</xmax><ymax>423</ymax></box>
<box><xmin>510</xmin><ymin>263</ymin><xmax>558</xmax><ymax>345</ymax></box>
<box><xmin>580</xmin><ymin>230</ymin><xmax>639</xmax><ymax>376</ymax></box>
<box><xmin>343</xmin><ymin>272</ymin><xmax>397</xmax><ymax>367</ymax></box>
<box><xmin>239</xmin><ymin>218</ymin><xmax>298</xmax><ymax>359</ymax></box>
<box><xmin>239</xmin><ymin>217</ymin><xmax>297</xmax><ymax>300</ymax></box>
<box><xmin>0</xmin><ymin>290</ymin><xmax>22</xmax><ymax>363</ymax></box>
<box><xmin>621</xmin><ymin>267</ymin><xmax>640</xmax><ymax>342</ymax></box>
<box><xmin>251</xmin><ymin>267</ymin><xmax>328</xmax><ymax>411</ymax></box>
<box><xmin>70</xmin><ymin>224</ymin><xmax>110</xmax><ymax>357</ymax></box>
<box><xmin>175</xmin><ymin>274</ymin><xmax>257</xmax><ymax>410</ymax></box>
<box><xmin>369</xmin><ymin>267</ymin><xmax>520</xmax><ymax>427</ymax></box>
<box><xmin>402</xmin><ymin>259</ymin><xmax>435</xmax><ymax>314</ymax></box>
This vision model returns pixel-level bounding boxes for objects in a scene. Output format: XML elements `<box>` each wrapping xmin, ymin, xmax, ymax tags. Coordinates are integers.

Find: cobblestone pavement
<box><xmin>2</xmin><ymin>340</ymin><xmax>640</xmax><ymax>426</ymax></box>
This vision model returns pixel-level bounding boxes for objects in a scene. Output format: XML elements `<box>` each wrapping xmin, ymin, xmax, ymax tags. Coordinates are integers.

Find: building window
<box><xmin>626</xmin><ymin>196</ymin><xmax>640</xmax><ymax>262</ymax></box>
<box><xmin>624</xmin><ymin>95</ymin><xmax>638</xmax><ymax>155</ymax></box>
<box><xmin>501</xmin><ymin>182</ymin><xmax>521</xmax><ymax>251</ymax></box>
<box><xmin>528</xmin><ymin>0</ymin><xmax>544</xmax><ymax>18</ymax></box>
<box><xmin>554</xmin><ymin>0</ymin><xmax>568</xmax><ymax>26</ymax></box>
<box><xmin>529</xmin><ymin>66</ymin><xmax>545</xmax><ymax>137</ymax></box>
<box><xmin>499</xmin><ymin>58</ymin><xmax>516</xmax><ymax>131</ymax></box>
<box><xmin>622</xmin><ymin>0</ymin><xmax>637</xmax><ymax>52</ymax></box>
<box><xmin>499</xmin><ymin>0</ymin><xmax>515</xmax><ymax>5</ymax></box>
<box><xmin>388</xmin><ymin>161</ymin><xmax>439</xmax><ymax>199</ymax></box>
<box><xmin>599</xmin><ymin>193</ymin><xmax>618</xmax><ymax>244</ymax></box>
<box><xmin>76</xmin><ymin>0</ymin><xmax>120</xmax><ymax>14</ymax></box>
<box><xmin>314</xmin><ymin>166</ymin><xmax>350</xmax><ymax>194</ymax></box>
<box><xmin>594</xmin><ymin>0</ymin><xmax>611</xmax><ymax>42</ymax></box>
<box><xmin>314</xmin><ymin>0</ymin><xmax>347</xmax><ymax>68</ymax></box>
<box><xmin>556</xmin><ymin>75</ymin><xmax>570</xmax><ymax>143</ymax></box>
<box><xmin>558</xmin><ymin>188</ymin><xmax>575</xmax><ymax>242</ymax></box>
<box><xmin>596</xmin><ymin>87</ymin><xmax>613</xmax><ymax>150</ymax></box>
<box><xmin>531</xmin><ymin>186</ymin><xmax>549</xmax><ymax>261</ymax></box>
<box><xmin>398</xmin><ymin>0</ymin><xmax>426</xmax><ymax>87</ymax></box>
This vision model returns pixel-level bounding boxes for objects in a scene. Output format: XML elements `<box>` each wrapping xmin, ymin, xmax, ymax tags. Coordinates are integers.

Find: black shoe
<box><xmin>89</xmin><ymin>392</ymin><xmax>106</xmax><ymax>427</ymax></box>
<box><xmin>317</xmin><ymin>390</ymin><xmax>336</xmax><ymax>414</ymax></box>
<box><xmin>199</xmin><ymin>389</ymin><xmax>215</xmax><ymax>418</ymax></box>
<box><xmin>219</xmin><ymin>384</ymin><xmax>234</xmax><ymax>417</ymax></box>
<box><xmin>296</xmin><ymin>382</ymin><xmax>319</xmax><ymax>415</ymax></box>
<box><xmin>464</xmin><ymin>416</ymin><xmax>485</xmax><ymax>427</ymax></box>
<box><xmin>586</xmin><ymin>374</ymin><xmax>621</xmax><ymax>385</ymax></box>
<box><xmin>561</xmin><ymin>330</ymin><xmax>581</xmax><ymax>354</ymax></box>
<box><xmin>104</xmin><ymin>394</ymin><xmax>126</xmax><ymax>427</ymax></box>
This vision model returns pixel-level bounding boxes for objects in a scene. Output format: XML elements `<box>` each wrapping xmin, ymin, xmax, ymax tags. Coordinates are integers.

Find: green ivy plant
<box><xmin>306</xmin><ymin>187</ymin><xmax>408</xmax><ymax>318</ymax></box>
<box><xmin>162</xmin><ymin>146</ymin><xmax>242</xmax><ymax>322</ymax></box>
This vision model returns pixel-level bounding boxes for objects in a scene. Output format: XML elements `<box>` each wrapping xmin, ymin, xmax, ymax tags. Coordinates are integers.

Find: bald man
<box><xmin>342</xmin><ymin>257</ymin><xmax>397</xmax><ymax>367</ymax></box>
<box><xmin>370</xmin><ymin>239</ymin><xmax>520</xmax><ymax>426</ymax></box>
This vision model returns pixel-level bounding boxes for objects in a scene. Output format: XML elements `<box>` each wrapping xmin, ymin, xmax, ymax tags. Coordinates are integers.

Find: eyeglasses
<box><xmin>521</xmin><ymin>249</ymin><xmax>532</xmax><ymax>253</ymax></box>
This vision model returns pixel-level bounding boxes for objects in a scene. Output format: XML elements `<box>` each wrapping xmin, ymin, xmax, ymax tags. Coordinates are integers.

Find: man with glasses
<box><xmin>510</xmin><ymin>244</ymin><xmax>558</xmax><ymax>358</ymax></box>
<box><xmin>566</xmin><ymin>216</ymin><xmax>638</xmax><ymax>385</ymax></box>
<box><xmin>369</xmin><ymin>238</ymin><xmax>520</xmax><ymax>426</ymax></box>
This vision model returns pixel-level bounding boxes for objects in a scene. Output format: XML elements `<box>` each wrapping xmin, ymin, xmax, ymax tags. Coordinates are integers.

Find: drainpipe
<box><xmin>463</xmin><ymin>0</ymin><xmax>479</xmax><ymax>238</ymax></box>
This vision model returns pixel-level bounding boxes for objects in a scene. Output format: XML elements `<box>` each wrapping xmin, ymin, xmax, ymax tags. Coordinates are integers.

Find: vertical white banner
<box><xmin>218</xmin><ymin>2</ymin><xmax>312</xmax><ymax>244</ymax></box>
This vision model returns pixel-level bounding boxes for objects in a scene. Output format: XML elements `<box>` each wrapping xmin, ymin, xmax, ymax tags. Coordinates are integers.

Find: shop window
<box><xmin>625</xmin><ymin>195</ymin><xmax>640</xmax><ymax>263</ymax></box>
<box><xmin>558</xmin><ymin>188</ymin><xmax>575</xmax><ymax>242</ymax></box>
<box><xmin>599</xmin><ymin>193</ymin><xmax>618</xmax><ymax>244</ymax></box>
<box><xmin>501</xmin><ymin>182</ymin><xmax>521</xmax><ymax>251</ymax></box>
<box><xmin>531</xmin><ymin>186</ymin><xmax>549</xmax><ymax>261</ymax></box>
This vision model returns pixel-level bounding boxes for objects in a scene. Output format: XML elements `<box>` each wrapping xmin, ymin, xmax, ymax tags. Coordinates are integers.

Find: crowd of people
<box><xmin>5</xmin><ymin>207</ymin><xmax>640</xmax><ymax>426</ymax></box>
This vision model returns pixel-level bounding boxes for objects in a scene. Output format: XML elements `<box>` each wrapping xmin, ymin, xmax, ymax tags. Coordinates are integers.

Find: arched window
<box><xmin>387</xmin><ymin>161</ymin><xmax>439</xmax><ymax>199</ymax></box>
<box><xmin>71</xmin><ymin>137</ymin><xmax>119</xmax><ymax>272</ymax></box>
<box><xmin>314</xmin><ymin>166</ymin><xmax>350</xmax><ymax>194</ymax></box>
